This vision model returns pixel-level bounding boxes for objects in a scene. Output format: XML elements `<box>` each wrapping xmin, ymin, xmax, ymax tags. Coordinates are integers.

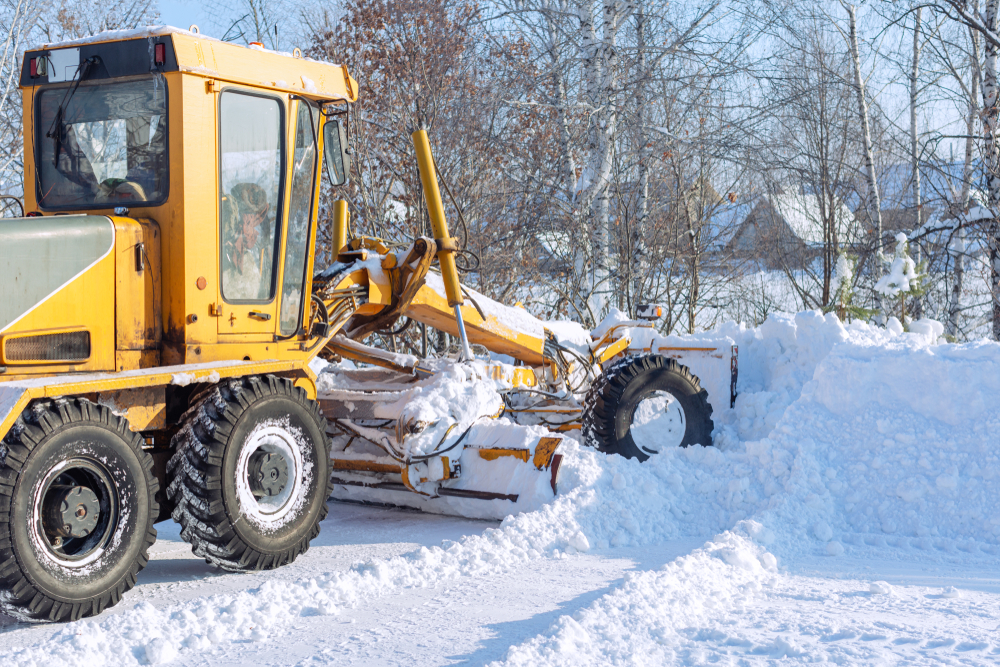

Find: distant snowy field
<box><xmin>2</xmin><ymin>311</ymin><xmax>999</xmax><ymax>665</ymax></box>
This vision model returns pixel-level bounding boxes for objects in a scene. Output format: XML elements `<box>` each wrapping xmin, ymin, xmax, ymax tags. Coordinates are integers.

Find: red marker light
<box><xmin>29</xmin><ymin>57</ymin><xmax>36</xmax><ymax>77</ymax></box>
<box><xmin>154</xmin><ymin>43</ymin><xmax>166</xmax><ymax>66</ymax></box>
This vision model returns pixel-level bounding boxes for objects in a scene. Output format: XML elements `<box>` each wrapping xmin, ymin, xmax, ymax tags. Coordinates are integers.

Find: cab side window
<box><xmin>219</xmin><ymin>91</ymin><xmax>284</xmax><ymax>302</ymax></box>
<box><xmin>279</xmin><ymin>101</ymin><xmax>319</xmax><ymax>334</ymax></box>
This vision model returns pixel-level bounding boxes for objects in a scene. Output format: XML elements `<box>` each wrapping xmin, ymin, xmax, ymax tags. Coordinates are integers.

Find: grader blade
<box><xmin>317</xmin><ymin>364</ymin><xmax>564</xmax><ymax>519</ymax></box>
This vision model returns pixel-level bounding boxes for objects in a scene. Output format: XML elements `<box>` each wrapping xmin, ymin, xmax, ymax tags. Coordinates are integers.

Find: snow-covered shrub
<box><xmin>827</xmin><ymin>252</ymin><xmax>875</xmax><ymax>323</ymax></box>
<box><xmin>875</xmin><ymin>233</ymin><xmax>926</xmax><ymax>324</ymax></box>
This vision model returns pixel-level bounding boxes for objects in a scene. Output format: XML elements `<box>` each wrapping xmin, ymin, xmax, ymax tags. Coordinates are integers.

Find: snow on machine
<box><xmin>0</xmin><ymin>27</ymin><xmax>733</xmax><ymax>622</ymax></box>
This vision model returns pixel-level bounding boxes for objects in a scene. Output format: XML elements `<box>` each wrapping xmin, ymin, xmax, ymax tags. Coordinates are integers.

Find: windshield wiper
<box><xmin>46</xmin><ymin>56</ymin><xmax>99</xmax><ymax>166</ymax></box>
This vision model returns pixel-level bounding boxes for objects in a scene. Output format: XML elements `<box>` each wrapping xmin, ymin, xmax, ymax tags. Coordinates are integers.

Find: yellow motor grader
<box><xmin>0</xmin><ymin>27</ymin><xmax>723</xmax><ymax>622</ymax></box>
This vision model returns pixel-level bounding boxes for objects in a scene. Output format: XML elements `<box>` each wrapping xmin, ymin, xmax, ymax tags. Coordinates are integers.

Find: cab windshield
<box><xmin>36</xmin><ymin>78</ymin><xmax>167</xmax><ymax>209</ymax></box>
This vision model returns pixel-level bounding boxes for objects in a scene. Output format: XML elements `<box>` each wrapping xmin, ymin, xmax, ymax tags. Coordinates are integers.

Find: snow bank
<box><xmin>560</xmin><ymin>309</ymin><xmax>1000</xmax><ymax>554</ymax></box>
<box><xmin>756</xmin><ymin>332</ymin><xmax>1000</xmax><ymax>552</ymax></box>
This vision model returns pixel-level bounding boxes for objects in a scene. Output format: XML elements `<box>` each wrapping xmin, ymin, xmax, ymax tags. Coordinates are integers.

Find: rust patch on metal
<box><xmin>331</xmin><ymin>458</ymin><xmax>402</xmax><ymax>474</ymax></box>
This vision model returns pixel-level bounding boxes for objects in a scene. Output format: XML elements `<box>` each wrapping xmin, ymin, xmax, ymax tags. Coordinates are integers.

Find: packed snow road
<box><xmin>0</xmin><ymin>502</ymin><xmax>704</xmax><ymax>665</ymax></box>
<box><xmin>2</xmin><ymin>501</ymin><xmax>998</xmax><ymax>665</ymax></box>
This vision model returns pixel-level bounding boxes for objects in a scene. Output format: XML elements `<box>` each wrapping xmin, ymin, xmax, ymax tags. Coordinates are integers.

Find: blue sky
<box><xmin>158</xmin><ymin>0</ymin><xmax>205</xmax><ymax>33</ymax></box>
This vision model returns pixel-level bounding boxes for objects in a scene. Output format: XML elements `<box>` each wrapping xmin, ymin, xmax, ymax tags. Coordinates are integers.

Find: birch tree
<box><xmin>910</xmin><ymin>7</ymin><xmax>924</xmax><ymax>317</ymax></box>
<box><xmin>922</xmin><ymin>3</ymin><xmax>982</xmax><ymax>336</ymax></box>
<box><xmin>842</xmin><ymin>2</ymin><xmax>885</xmax><ymax>264</ymax></box>
<box><xmin>933</xmin><ymin>0</ymin><xmax>1000</xmax><ymax>338</ymax></box>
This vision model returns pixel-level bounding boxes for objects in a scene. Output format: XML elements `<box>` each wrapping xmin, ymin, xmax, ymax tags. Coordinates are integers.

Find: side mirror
<box><xmin>323</xmin><ymin>119</ymin><xmax>350</xmax><ymax>186</ymax></box>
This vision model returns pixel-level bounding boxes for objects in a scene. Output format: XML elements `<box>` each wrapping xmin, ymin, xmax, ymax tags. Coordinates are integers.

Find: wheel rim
<box><xmin>629</xmin><ymin>390</ymin><xmax>686</xmax><ymax>455</ymax></box>
<box><xmin>31</xmin><ymin>457</ymin><xmax>118</xmax><ymax>567</ymax></box>
<box><xmin>235</xmin><ymin>422</ymin><xmax>305</xmax><ymax>526</ymax></box>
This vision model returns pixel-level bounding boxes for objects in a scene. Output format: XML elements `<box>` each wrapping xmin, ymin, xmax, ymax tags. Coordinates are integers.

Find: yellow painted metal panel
<box><xmin>477</xmin><ymin>448</ymin><xmax>530</xmax><ymax>463</ymax></box>
<box><xmin>293</xmin><ymin>376</ymin><xmax>316</xmax><ymax>400</ymax></box>
<box><xmin>1</xmin><ymin>252</ymin><xmax>116</xmax><ymax>372</ymax></box>
<box><xmin>115</xmin><ymin>350</ymin><xmax>160</xmax><ymax>371</ymax></box>
<box><xmin>0</xmin><ymin>216</ymin><xmax>114</xmax><ymax>332</ymax></box>
<box><xmin>596</xmin><ymin>335</ymin><xmax>631</xmax><ymax>365</ymax></box>
<box><xmin>532</xmin><ymin>437</ymin><xmax>561</xmax><ymax>470</ymax></box>
<box><xmin>114</xmin><ymin>217</ymin><xmax>163</xmax><ymax>354</ymax></box>
<box><xmin>181</xmin><ymin>74</ymin><xmax>224</xmax><ymax>349</ymax></box>
<box><xmin>97</xmin><ymin>386</ymin><xmax>166</xmax><ymax>430</ymax></box>
<box><xmin>406</xmin><ymin>283</ymin><xmax>545</xmax><ymax>365</ymax></box>
<box><xmin>169</xmin><ymin>33</ymin><xmax>358</xmax><ymax>102</ymax></box>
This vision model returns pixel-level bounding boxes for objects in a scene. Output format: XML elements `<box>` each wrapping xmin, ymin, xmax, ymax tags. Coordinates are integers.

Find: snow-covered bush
<box><xmin>875</xmin><ymin>233</ymin><xmax>926</xmax><ymax>324</ymax></box>
<box><xmin>827</xmin><ymin>252</ymin><xmax>875</xmax><ymax>322</ymax></box>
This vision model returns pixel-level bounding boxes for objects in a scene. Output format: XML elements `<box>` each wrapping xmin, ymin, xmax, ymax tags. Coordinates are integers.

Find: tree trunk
<box><xmin>633</xmin><ymin>4</ymin><xmax>649</xmax><ymax>315</ymax></box>
<box><xmin>950</xmin><ymin>15</ymin><xmax>980</xmax><ymax>339</ymax></box>
<box><xmin>688</xmin><ymin>244</ymin><xmax>700</xmax><ymax>334</ymax></box>
<box><xmin>545</xmin><ymin>12</ymin><xmax>576</xmax><ymax>194</ymax></box>
<box><xmin>910</xmin><ymin>7</ymin><xmax>923</xmax><ymax>318</ymax></box>
<box><xmin>847</xmin><ymin>4</ymin><xmax>884</xmax><ymax>263</ymax></box>
<box><xmin>575</xmin><ymin>0</ymin><xmax>621</xmax><ymax>322</ymax></box>
<box><xmin>981</xmin><ymin>0</ymin><xmax>1000</xmax><ymax>339</ymax></box>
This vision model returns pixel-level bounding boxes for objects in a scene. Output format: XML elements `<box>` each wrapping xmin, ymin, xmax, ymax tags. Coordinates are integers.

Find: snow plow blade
<box><xmin>317</xmin><ymin>367</ymin><xmax>565</xmax><ymax>520</ymax></box>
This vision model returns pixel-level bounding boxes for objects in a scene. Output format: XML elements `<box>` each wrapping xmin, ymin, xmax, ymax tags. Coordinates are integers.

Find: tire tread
<box><xmin>582</xmin><ymin>354</ymin><xmax>714</xmax><ymax>460</ymax></box>
<box><xmin>167</xmin><ymin>375</ymin><xmax>332</xmax><ymax>572</ymax></box>
<box><xmin>0</xmin><ymin>398</ymin><xmax>158</xmax><ymax>622</ymax></box>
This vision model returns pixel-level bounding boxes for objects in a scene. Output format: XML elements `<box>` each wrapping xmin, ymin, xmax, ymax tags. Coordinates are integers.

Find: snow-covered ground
<box><xmin>2</xmin><ymin>310</ymin><xmax>1000</xmax><ymax>665</ymax></box>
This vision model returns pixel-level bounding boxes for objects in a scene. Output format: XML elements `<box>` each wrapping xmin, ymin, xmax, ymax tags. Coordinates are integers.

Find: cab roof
<box><xmin>20</xmin><ymin>25</ymin><xmax>358</xmax><ymax>103</ymax></box>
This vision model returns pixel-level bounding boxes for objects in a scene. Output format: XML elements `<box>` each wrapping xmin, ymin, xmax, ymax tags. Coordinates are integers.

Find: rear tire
<box><xmin>0</xmin><ymin>398</ymin><xmax>158</xmax><ymax>622</ymax></box>
<box><xmin>583</xmin><ymin>354</ymin><xmax>714</xmax><ymax>461</ymax></box>
<box><xmin>167</xmin><ymin>375</ymin><xmax>332</xmax><ymax>571</ymax></box>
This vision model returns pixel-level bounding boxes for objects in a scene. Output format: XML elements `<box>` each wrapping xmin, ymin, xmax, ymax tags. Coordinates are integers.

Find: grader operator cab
<box><xmin>0</xmin><ymin>27</ymin><xmax>722</xmax><ymax>623</ymax></box>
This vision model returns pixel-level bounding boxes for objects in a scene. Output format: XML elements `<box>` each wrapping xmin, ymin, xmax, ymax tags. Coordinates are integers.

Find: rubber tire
<box><xmin>583</xmin><ymin>354</ymin><xmax>714</xmax><ymax>461</ymax></box>
<box><xmin>166</xmin><ymin>375</ymin><xmax>332</xmax><ymax>572</ymax></box>
<box><xmin>0</xmin><ymin>398</ymin><xmax>158</xmax><ymax>622</ymax></box>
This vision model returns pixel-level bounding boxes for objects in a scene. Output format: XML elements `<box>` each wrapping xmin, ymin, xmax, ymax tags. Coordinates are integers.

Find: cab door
<box><xmin>276</xmin><ymin>99</ymin><xmax>320</xmax><ymax>338</ymax></box>
<box><xmin>216</xmin><ymin>88</ymin><xmax>284</xmax><ymax>337</ymax></box>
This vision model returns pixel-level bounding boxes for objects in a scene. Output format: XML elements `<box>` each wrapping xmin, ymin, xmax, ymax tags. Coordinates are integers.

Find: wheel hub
<box><xmin>44</xmin><ymin>485</ymin><xmax>101</xmax><ymax>539</ymax></box>
<box><xmin>235</xmin><ymin>423</ymin><xmax>305</xmax><ymax>523</ymax></box>
<box><xmin>248</xmin><ymin>450</ymin><xmax>289</xmax><ymax>498</ymax></box>
<box><xmin>35</xmin><ymin>458</ymin><xmax>117</xmax><ymax>563</ymax></box>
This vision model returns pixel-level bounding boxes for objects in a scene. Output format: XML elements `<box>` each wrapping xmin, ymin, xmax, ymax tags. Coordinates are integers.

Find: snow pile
<box><xmin>574</xmin><ymin>310</ymin><xmax>1000</xmax><ymax>554</ymax></box>
<box><xmin>757</xmin><ymin>332</ymin><xmax>1000</xmax><ymax>551</ymax></box>
<box><xmin>496</xmin><ymin>528</ymin><xmax>776</xmax><ymax>666</ymax></box>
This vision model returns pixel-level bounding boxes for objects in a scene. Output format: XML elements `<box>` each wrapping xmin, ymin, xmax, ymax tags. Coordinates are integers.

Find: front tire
<box><xmin>167</xmin><ymin>375</ymin><xmax>331</xmax><ymax>571</ymax></box>
<box><xmin>583</xmin><ymin>354</ymin><xmax>714</xmax><ymax>461</ymax></box>
<box><xmin>0</xmin><ymin>399</ymin><xmax>158</xmax><ymax>622</ymax></box>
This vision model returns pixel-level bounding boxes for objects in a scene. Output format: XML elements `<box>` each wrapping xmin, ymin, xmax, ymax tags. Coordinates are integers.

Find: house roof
<box><xmin>764</xmin><ymin>193</ymin><xmax>856</xmax><ymax>246</ymax></box>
